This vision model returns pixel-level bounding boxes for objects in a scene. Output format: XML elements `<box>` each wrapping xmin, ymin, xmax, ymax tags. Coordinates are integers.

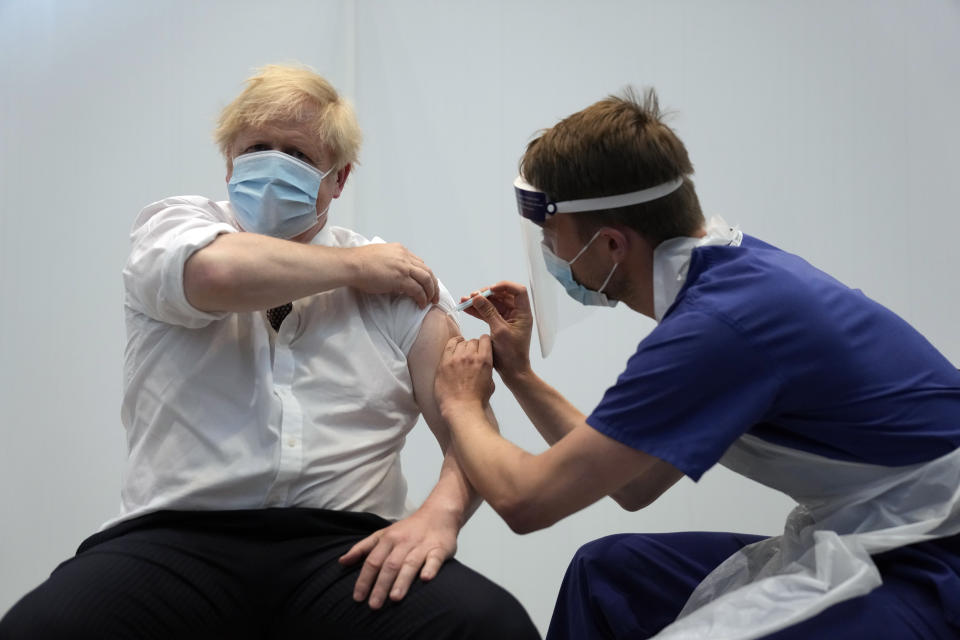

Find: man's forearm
<box><xmin>416</xmin><ymin>446</ymin><xmax>482</xmax><ymax>528</ymax></box>
<box><xmin>184</xmin><ymin>232</ymin><xmax>356</xmax><ymax>312</ymax></box>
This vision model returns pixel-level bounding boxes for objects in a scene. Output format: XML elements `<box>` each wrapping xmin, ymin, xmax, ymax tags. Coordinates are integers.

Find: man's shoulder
<box><xmin>132</xmin><ymin>195</ymin><xmax>235</xmax><ymax>231</ymax></box>
<box><xmin>314</xmin><ymin>224</ymin><xmax>456</xmax><ymax>316</ymax></box>
<box><xmin>322</xmin><ymin>225</ymin><xmax>381</xmax><ymax>249</ymax></box>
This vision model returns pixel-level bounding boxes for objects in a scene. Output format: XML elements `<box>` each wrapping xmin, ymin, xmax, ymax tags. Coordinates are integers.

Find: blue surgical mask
<box><xmin>541</xmin><ymin>231</ymin><xmax>618</xmax><ymax>307</ymax></box>
<box><xmin>228</xmin><ymin>150</ymin><xmax>335</xmax><ymax>239</ymax></box>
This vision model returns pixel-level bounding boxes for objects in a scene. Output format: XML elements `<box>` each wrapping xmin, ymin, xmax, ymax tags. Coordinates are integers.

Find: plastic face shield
<box><xmin>514</xmin><ymin>175</ymin><xmax>684</xmax><ymax>357</ymax></box>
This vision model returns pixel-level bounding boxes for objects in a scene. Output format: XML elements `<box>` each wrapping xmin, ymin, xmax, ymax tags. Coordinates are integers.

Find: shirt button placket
<box><xmin>268</xmin><ymin>336</ymin><xmax>304</xmax><ymax>505</ymax></box>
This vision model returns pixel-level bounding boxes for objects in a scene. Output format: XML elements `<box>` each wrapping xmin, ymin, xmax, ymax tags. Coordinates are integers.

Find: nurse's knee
<box><xmin>567</xmin><ymin>533</ymin><xmax>642</xmax><ymax>579</ymax></box>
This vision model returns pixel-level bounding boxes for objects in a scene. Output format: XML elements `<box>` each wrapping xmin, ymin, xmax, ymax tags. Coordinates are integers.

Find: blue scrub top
<box><xmin>587</xmin><ymin>235</ymin><xmax>960</xmax><ymax>481</ymax></box>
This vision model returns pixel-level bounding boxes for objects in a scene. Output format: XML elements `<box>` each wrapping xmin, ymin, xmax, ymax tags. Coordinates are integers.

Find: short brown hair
<box><xmin>214</xmin><ymin>64</ymin><xmax>362</xmax><ymax>170</ymax></box>
<box><xmin>520</xmin><ymin>87</ymin><xmax>703</xmax><ymax>245</ymax></box>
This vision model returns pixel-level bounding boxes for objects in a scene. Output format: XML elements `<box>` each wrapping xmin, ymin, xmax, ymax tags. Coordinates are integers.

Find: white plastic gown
<box><xmin>652</xmin><ymin>433</ymin><xmax>960</xmax><ymax>639</ymax></box>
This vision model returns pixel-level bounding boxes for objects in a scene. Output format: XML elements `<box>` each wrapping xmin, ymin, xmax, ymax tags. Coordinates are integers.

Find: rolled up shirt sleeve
<box><xmin>392</xmin><ymin>282</ymin><xmax>457</xmax><ymax>355</ymax></box>
<box><xmin>340</xmin><ymin>231</ymin><xmax>459</xmax><ymax>356</ymax></box>
<box><xmin>123</xmin><ymin>197</ymin><xmax>237</xmax><ymax>328</ymax></box>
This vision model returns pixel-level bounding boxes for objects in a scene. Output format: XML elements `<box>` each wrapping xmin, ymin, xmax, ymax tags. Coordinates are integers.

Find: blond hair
<box><xmin>214</xmin><ymin>64</ymin><xmax>362</xmax><ymax>169</ymax></box>
<box><xmin>521</xmin><ymin>87</ymin><xmax>703</xmax><ymax>245</ymax></box>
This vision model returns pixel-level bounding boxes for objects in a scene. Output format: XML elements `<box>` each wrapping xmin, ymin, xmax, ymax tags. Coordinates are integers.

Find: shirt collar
<box><xmin>309</xmin><ymin>223</ymin><xmax>336</xmax><ymax>247</ymax></box>
<box><xmin>652</xmin><ymin>216</ymin><xmax>743</xmax><ymax>322</ymax></box>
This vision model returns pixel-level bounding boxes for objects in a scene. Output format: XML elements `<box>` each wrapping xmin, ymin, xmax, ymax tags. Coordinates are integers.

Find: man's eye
<box><xmin>243</xmin><ymin>143</ymin><xmax>269</xmax><ymax>154</ymax></box>
<box><xmin>288</xmin><ymin>149</ymin><xmax>313</xmax><ymax>164</ymax></box>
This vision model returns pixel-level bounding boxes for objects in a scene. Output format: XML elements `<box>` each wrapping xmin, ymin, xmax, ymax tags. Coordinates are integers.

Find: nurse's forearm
<box><xmin>445</xmin><ymin>405</ymin><xmax>651</xmax><ymax>534</ymax></box>
<box><xmin>492</xmin><ymin>370</ymin><xmax>680</xmax><ymax>512</ymax></box>
<box><xmin>184</xmin><ymin>232</ymin><xmax>356</xmax><ymax>311</ymax></box>
<box><xmin>443</xmin><ymin>403</ymin><xmax>549</xmax><ymax>533</ymax></box>
<box><xmin>500</xmin><ymin>368</ymin><xmax>585</xmax><ymax>445</ymax></box>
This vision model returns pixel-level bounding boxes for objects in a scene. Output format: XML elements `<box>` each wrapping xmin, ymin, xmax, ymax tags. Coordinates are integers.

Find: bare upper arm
<box><xmin>407</xmin><ymin>307</ymin><xmax>461</xmax><ymax>451</ymax></box>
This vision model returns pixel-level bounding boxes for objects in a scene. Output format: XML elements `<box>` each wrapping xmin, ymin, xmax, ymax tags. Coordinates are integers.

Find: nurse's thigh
<box><xmin>0</xmin><ymin>531</ymin><xmax>253</xmax><ymax>640</ymax></box>
<box><xmin>548</xmin><ymin>531</ymin><xmax>766</xmax><ymax>640</ymax></box>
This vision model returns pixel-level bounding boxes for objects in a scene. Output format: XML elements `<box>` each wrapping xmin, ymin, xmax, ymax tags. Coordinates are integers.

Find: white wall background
<box><xmin>2</xmin><ymin>1</ymin><xmax>958</xmax><ymax>634</ymax></box>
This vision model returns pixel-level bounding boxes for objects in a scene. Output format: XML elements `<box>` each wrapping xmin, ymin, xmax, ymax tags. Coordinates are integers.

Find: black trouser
<box><xmin>0</xmin><ymin>508</ymin><xmax>541</xmax><ymax>640</ymax></box>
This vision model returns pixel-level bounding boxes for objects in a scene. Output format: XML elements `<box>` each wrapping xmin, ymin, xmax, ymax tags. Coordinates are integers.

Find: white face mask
<box><xmin>541</xmin><ymin>230</ymin><xmax>618</xmax><ymax>308</ymax></box>
<box><xmin>227</xmin><ymin>150</ymin><xmax>335</xmax><ymax>239</ymax></box>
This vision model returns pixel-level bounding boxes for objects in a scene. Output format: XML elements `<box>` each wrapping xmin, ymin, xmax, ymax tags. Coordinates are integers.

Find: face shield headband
<box><xmin>513</xmin><ymin>175</ymin><xmax>685</xmax><ymax>224</ymax></box>
<box><xmin>514</xmin><ymin>173</ymin><xmax>684</xmax><ymax>359</ymax></box>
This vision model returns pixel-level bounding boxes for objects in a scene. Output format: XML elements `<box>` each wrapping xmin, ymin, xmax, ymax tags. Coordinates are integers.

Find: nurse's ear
<box><xmin>607</xmin><ymin>225</ymin><xmax>657</xmax><ymax>264</ymax></box>
<box><xmin>600</xmin><ymin>226</ymin><xmax>631</xmax><ymax>263</ymax></box>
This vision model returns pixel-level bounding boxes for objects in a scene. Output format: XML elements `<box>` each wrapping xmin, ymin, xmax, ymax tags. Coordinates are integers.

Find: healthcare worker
<box><xmin>433</xmin><ymin>88</ymin><xmax>960</xmax><ymax>639</ymax></box>
<box><xmin>0</xmin><ymin>65</ymin><xmax>539</xmax><ymax>640</ymax></box>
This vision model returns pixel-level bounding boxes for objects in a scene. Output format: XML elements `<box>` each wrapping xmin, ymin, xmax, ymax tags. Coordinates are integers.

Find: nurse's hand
<box><xmin>459</xmin><ymin>282</ymin><xmax>532</xmax><ymax>381</ymax></box>
<box><xmin>435</xmin><ymin>335</ymin><xmax>496</xmax><ymax>415</ymax></box>
<box><xmin>346</xmin><ymin>243</ymin><xmax>439</xmax><ymax>308</ymax></box>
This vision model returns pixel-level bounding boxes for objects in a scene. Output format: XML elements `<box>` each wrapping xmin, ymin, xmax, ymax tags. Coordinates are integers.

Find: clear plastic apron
<box><xmin>652</xmin><ymin>433</ymin><xmax>960</xmax><ymax>639</ymax></box>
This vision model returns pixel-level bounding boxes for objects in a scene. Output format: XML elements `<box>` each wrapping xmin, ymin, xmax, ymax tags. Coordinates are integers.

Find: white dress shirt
<box><xmin>108</xmin><ymin>195</ymin><xmax>454</xmax><ymax>529</ymax></box>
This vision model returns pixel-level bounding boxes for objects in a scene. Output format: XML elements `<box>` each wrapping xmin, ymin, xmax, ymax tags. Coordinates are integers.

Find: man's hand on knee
<box><xmin>338</xmin><ymin>507</ymin><xmax>459</xmax><ymax>609</ymax></box>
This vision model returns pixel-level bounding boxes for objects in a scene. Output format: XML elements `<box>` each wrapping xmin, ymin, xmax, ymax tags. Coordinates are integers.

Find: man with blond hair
<box><xmin>0</xmin><ymin>65</ymin><xmax>539</xmax><ymax>640</ymax></box>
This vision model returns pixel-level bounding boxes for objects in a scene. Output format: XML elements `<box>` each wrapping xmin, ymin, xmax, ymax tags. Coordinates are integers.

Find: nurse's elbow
<box><xmin>613</xmin><ymin>496</ymin><xmax>648</xmax><ymax>512</ymax></box>
<box><xmin>504</xmin><ymin>513</ymin><xmax>545</xmax><ymax>536</ymax></box>
<box><xmin>611</xmin><ymin>489</ymin><xmax>656</xmax><ymax>512</ymax></box>
<box><xmin>496</xmin><ymin>496</ymin><xmax>550</xmax><ymax>535</ymax></box>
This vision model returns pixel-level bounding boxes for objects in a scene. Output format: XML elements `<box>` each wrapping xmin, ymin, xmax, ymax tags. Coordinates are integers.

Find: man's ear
<box><xmin>332</xmin><ymin>163</ymin><xmax>352</xmax><ymax>198</ymax></box>
<box><xmin>224</xmin><ymin>149</ymin><xmax>235</xmax><ymax>182</ymax></box>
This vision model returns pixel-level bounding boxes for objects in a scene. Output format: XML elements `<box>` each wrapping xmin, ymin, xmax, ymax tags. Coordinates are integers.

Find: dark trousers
<box><xmin>547</xmin><ymin>531</ymin><xmax>960</xmax><ymax>639</ymax></box>
<box><xmin>0</xmin><ymin>508</ymin><xmax>540</xmax><ymax>640</ymax></box>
